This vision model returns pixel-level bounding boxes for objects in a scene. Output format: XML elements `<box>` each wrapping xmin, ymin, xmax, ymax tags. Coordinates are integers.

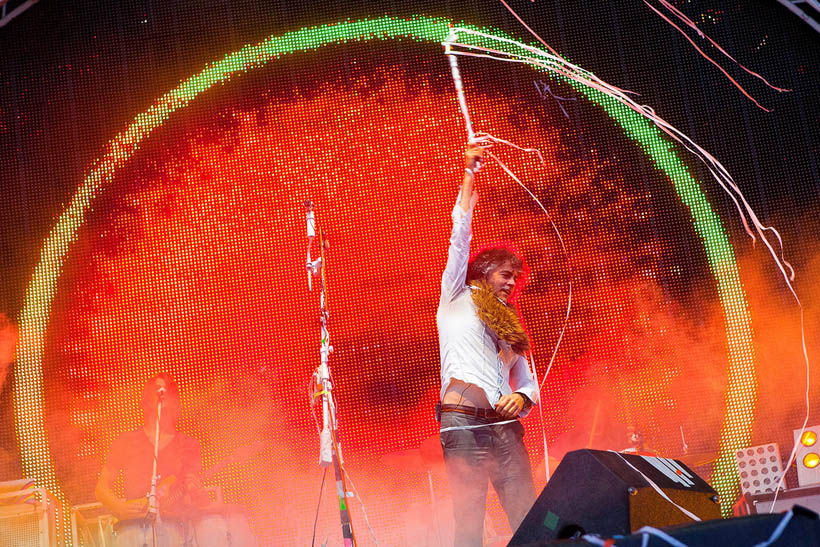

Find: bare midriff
<box><xmin>442</xmin><ymin>378</ymin><xmax>492</xmax><ymax>408</ymax></box>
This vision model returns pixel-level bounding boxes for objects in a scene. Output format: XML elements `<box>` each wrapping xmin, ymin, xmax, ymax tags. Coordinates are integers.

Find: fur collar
<box><xmin>470</xmin><ymin>280</ymin><xmax>531</xmax><ymax>355</ymax></box>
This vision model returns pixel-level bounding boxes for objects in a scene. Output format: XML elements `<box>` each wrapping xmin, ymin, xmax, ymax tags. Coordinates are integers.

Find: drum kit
<box><xmin>77</xmin><ymin>440</ymin><xmax>265</xmax><ymax>545</ymax></box>
<box><xmin>77</xmin><ymin>504</ymin><xmax>254</xmax><ymax>547</ymax></box>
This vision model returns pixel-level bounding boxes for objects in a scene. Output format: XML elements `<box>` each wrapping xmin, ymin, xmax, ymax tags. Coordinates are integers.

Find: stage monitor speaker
<box><xmin>602</xmin><ymin>506</ymin><xmax>820</xmax><ymax>547</ymax></box>
<box><xmin>519</xmin><ymin>506</ymin><xmax>820</xmax><ymax>546</ymax></box>
<box><xmin>509</xmin><ymin>449</ymin><xmax>721</xmax><ymax>545</ymax></box>
<box><xmin>0</xmin><ymin>487</ymin><xmax>56</xmax><ymax>547</ymax></box>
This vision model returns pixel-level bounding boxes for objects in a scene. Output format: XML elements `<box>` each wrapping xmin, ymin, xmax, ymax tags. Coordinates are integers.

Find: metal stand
<box><xmin>147</xmin><ymin>394</ymin><xmax>163</xmax><ymax>524</ymax></box>
<box><xmin>305</xmin><ymin>201</ymin><xmax>356</xmax><ymax>547</ymax></box>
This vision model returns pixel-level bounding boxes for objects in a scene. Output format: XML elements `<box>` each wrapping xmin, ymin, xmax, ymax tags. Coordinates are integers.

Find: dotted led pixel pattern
<box><xmin>11</xmin><ymin>14</ymin><xmax>771</xmax><ymax>545</ymax></box>
<box><xmin>39</xmin><ymin>55</ymin><xmax>716</xmax><ymax>543</ymax></box>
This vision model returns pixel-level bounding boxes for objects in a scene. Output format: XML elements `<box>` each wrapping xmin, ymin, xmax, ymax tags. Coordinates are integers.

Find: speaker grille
<box><xmin>0</xmin><ymin>507</ymin><xmax>43</xmax><ymax>547</ymax></box>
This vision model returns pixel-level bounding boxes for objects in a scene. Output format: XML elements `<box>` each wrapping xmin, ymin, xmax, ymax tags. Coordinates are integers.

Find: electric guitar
<box><xmin>123</xmin><ymin>441</ymin><xmax>263</xmax><ymax>520</ymax></box>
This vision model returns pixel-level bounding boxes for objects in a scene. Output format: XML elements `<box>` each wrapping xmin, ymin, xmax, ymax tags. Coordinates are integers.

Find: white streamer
<box><xmin>444</xmin><ymin>25</ymin><xmax>812</xmax><ymax>509</ymax></box>
<box><xmin>610</xmin><ymin>451</ymin><xmax>702</xmax><ymax>522</ymax></box>
<box><xmin>439</xmin><ymin>418</ymin><xmax>518</xmax><ymax>433</ymax></box>
<box><xmin>751</xmin><ymin>509</ymin><xmax>794</xmax><ymax>547</ymax></box>
<box><xmin>444</xmin><ymin>29</ymin><xmax>573</xmax><ymax>484</ymax></box>
<box><xmin>445</xmin><ymin>26</ymin><xmax>796</xmax><ymax>278</ymax></box>
<box><xmin>635</xmin><ymin>525</ymin><xmax>689</xmax><ymax>547</ymax></box>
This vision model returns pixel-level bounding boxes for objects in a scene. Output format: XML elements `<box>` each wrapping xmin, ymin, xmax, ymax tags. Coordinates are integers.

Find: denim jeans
<box><xmin>440</xmin><ymin>411</ymin><xmax>537</xmax><ymax>546</ymax></box>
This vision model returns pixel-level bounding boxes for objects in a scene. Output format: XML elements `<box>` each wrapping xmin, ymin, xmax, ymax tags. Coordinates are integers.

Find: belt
<box><xmin>439</xmin><ymin>403</ymin><xmax>503</xmax><ymax>419</ymax></box>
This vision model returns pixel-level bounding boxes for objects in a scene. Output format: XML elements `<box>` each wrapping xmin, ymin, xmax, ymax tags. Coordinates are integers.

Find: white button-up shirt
<box><xmin>437</xmin><ymin>192</ymin><xmax>539</xmax><ymax>412</ymax></box>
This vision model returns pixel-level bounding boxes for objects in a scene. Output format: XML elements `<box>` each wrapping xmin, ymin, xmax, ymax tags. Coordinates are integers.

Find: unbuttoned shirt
<box><xmin>437</xmin><ymin>192</ymin><xmax>539</xmax><ymax>413</ymax></box>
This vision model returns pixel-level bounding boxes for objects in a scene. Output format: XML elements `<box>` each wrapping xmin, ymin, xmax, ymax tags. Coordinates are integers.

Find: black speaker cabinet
<box><xmin>510</xmin><ymin>449</ymin><xmax>721</xmax><ymax>545</ymax></box>
<box><xmin>514</xmin><ymin>507</ymin><xmax>820</xmax><ymax>546</ymax></box>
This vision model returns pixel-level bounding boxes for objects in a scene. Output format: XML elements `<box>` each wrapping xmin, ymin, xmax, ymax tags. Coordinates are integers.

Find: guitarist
<box><xmin>95</xmin><ymin>373</ymin><xmax>208</xmax><ymax>528</ymax></box>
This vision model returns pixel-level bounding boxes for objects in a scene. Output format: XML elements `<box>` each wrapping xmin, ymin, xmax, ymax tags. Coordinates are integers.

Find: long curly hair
<box><xmin>466</xmin><ymin>243</ymin><xmax>530</xmax><ymax>302</ymax></box>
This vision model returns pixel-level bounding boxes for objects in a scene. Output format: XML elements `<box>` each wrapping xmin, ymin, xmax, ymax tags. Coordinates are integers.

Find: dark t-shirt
<box><xmin>105</xmin><ymin>429</ymin><xmax>202</xmax><ymax>501</ymax></box>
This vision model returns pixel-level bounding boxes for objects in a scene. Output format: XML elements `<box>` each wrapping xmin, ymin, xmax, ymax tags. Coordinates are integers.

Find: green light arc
<box><xmin>16</xmin><ymin>15</ymin><xmax>754</xmax><ymax>516</ymax></box>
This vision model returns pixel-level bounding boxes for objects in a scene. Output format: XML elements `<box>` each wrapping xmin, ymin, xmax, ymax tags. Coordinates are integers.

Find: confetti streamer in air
<box><xmin>533</xmin><ymin>80</ymin><xmax>576</xmax><ymax>119</ymax></box>
<box><xmin>652</xmin><ymin>0</ymin><xmax>790</xmax><ymax>93</ymax></box>
<box><xmin>643</xmin><ymin>0</ymin><xmax>790</xmax><ymax>112</ymax></box>
<box><xmin>456</xmin><ymin>3</ymin><xmax>809</xmax><ymax>511</ymax></box>
<box><xmin>444</xmin><ymin>27</ymin><xmax>796</xmax><ymax>287</ymax></box>
<box><xmin>445</xmin><ymin>35</ymin><xmax>574</xmax><ymax>480</ymax></box>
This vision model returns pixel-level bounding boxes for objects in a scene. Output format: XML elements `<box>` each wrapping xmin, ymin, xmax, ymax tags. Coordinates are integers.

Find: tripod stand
<box><xmin>305</xmin><ymin>200</ymin><xmax>356</xmax><ymax>547</ymax></box>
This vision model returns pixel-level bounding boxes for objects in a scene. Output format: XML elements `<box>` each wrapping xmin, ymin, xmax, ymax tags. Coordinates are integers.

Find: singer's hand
<box><xmin>465</xmin><ymin>143</ymin><xmax>485</xmax><ymax>171</ymax></box>
<box><xmin>494</xmin><ymin>393</ymin><xmax>525</xmax><ymax>418</ymax></box>
<box><xmin>460</xmin><ymin>143</ymin><xmax>483</xmax><ymax>212</ymax></box>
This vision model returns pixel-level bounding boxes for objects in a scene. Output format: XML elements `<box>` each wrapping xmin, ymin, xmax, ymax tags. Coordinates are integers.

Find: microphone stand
<box><xmin>305</xmin><ymin>200</ymin><xmax>357</xmax><ymax>547</ymax></box>
<box><xmin>146</xmin><ymin>392</ymin><xmax>163</xmax><ymax>526</ymax></box>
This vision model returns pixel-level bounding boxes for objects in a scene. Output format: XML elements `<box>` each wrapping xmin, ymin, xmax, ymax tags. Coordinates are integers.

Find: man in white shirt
<box><xmin>437</xmin><ymin>144</ymin><xmax>539</xmax><ymax>545</ymax></box>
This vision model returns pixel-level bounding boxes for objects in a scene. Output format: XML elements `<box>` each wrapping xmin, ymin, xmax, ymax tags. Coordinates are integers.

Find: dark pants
<box><xmin>440</xmin><ymin>411</ymin><xmax>537</xmax><ymax>546</ymax></box>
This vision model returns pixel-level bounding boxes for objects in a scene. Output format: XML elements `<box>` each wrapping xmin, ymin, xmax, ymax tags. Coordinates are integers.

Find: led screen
<box><xmin>1</xmin><ymin>2</ymin><xmax>819</xmax><ymax>545</ymax></box>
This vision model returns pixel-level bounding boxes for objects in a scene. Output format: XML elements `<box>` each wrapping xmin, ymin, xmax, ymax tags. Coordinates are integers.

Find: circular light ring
<box><xmin>14</xmin><ymin>15</ymin><xmax>756</xmax><ymax>517</ymax></box>
<box><xmin>804</xmin><ymin>453</ymin><xmax>820</xmax><ymax>469</ymax></box>
<box><xmin>802</xmin><ymin>431</ymin><xmax>817</xmax><ymax>447</ymax></box>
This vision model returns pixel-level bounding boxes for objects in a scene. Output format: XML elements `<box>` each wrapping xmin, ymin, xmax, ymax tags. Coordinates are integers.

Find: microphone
<box><xmin>305</xmin><ymin>200</ymin><xmax>319</xmax><ymax>290</ymax></box>
<box><xmin>305</xmin><ymin>199</ymin><xmax>316</xmax><ymax>239</ymax></box>
<box><xmin>157</xmin><ymin>387</ymin><xmax>167</xmax><ymax>399</ymax></box>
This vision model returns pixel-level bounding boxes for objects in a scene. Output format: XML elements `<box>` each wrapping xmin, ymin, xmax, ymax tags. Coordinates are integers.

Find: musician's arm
<box><xmin>182</xmin><ymin>438</ymin><xmax>209</xmax><ymax>506</ymax></box>
<box><xmin>95</xmin><ymin>465</ymin><xmax>147</xmax><ymax>519</ymax></box>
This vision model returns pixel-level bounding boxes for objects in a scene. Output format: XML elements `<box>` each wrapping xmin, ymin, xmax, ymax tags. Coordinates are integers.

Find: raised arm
<box><xmin>441</xmin><ymin>145</ymin><xmax>485</xmax><ymax>303</ymax></box>
<box><xmin>459</xmin><ymin>144</ymin><xmax>483</xmax><ymax>212</ymax></box>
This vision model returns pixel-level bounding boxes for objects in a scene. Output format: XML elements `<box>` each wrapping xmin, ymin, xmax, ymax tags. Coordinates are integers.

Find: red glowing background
<box><xmin>39</xmin><ymin>47</ymin><xmax>729</xmax><ymax>544</ymax></box>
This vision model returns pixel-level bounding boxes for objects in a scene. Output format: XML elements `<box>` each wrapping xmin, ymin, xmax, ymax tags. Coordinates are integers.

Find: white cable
<box><xmin>529</xmin><ymin>350</ymin><xmax>551</xmax><ymax>483</ymax></box>
<box><xmin>751</xmin><ymin>509</ymin><xmax>794</xmax><ymax>547</ymax></box>
<box><xmin>635</xmin><ymin>525</ymin><xmax>689</xmax><ymax>547</ymax></box>
<box><xmin>445</xmin><ymin>25</ymin><xmax>812</xmax><ymax>508</ymax></box>
<box><xmin>609</xmin><ymin>452</ymin><xmax>701</xmax><ymax>522</ymax></box>
<box><xmin>341</xmin><ymin>466</ymin><xmax>379</xmax><ymax>546</ymax></box>
<box><xmin>439</xmin><ymin>418</ymin><xmax>518</xmax><ymax>433</ymax></box>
